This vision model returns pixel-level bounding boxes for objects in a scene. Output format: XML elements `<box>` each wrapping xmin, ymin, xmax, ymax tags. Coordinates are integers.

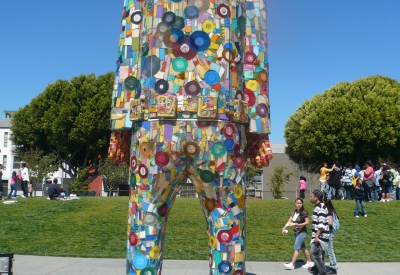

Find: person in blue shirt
<box><xmin>48</xmin><ymin>179</ymin><xmax>62</xmax><ymax>200</ymax></box>
<box><xmin>354</xmin><ymin>178</ymin><xmax>366</xmax><ymax>218</ymax></box>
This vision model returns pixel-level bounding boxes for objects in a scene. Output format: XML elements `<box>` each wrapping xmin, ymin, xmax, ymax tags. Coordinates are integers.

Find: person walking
<box><xmin>323</xmin><ymin>197</ymin><xmax>340</xmax><ymax>274</ymax></box>
<box><xmin>282</xmin><ymin>198</ymin><xmax>314</xmax><ymax>270</ymax></box>
<box><xmin>354</xmin><ymin>178</ymin><xmax>367</xmax><ymax>218</ymax></box>
<box><xmin>362</xmin><ymin>161</ymin><xmax>374</xmax><ymax>202</ymax></box>
<box><xmin>20</xmin><ymin>161</ymin><xmax>30</xmax><ymax>198</ymax></box>
<box><xmin>309</xmin><ymin>190</ymin><xmax>330</xmax><ymax>275</ymax></box>
<box><xmin>319</xmin><ymin>163</ymin><xmax>335</xmax><ymax>191</ymax></box>
<box><xmin>298</xmin><ymin>176</ymin><xmax>307</xmax><ymax>199</ymax></box>
<box><xmin>6</xmin><ymin>171</ymin><xmax>18</xmax><ymax>199</ymax></box>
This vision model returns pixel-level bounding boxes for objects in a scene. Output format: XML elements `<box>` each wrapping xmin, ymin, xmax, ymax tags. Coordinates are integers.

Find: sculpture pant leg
<box><xmin>186</xmin><ymin>121</ymin><xmax>248</xmax><ymax>275</ymax></box>
<box><xmin>127</xmin><ymin>121</ymin><xmax>188</xmax><ymax>275</ymax></box>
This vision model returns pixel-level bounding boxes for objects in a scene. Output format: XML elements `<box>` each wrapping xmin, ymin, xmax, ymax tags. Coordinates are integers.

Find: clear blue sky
<box><xmin>1</xmin><ymin>1</ymin><xmax>399</xmax><ymax>143</ymax></box>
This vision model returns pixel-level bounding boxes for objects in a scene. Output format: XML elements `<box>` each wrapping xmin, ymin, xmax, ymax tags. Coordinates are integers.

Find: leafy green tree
<box><xmin>269</xmin><ymin>166</ymin><xmax>295</xmax><ymax>199</ymax></box>
<box><xmin>99</xmin><ymin>158</ymin><xmax>129</xmax><ymax>196</ymax></box>
<box><xmin>17</xmin><ymin>149</ymin><xmax>57</xmax><ymax>196</ymax></box>
<box><xmin>285</xmin><ymin>76</ymin><xmax>400</xmax><ymax>168</ymax></box>
<box><xmin>246</xmin><ymin>160</ymin><xmax>262</xmax><ymax>188</ymax></box>
<box><xmin>10</xmin><ymin>73</ymin><xmax>114</xmax><ymax>181</ymax></box>
<box><xmin>67</xmin><ymin>167</ymin><xmax>91</xmax><ymax>195</ymax></box>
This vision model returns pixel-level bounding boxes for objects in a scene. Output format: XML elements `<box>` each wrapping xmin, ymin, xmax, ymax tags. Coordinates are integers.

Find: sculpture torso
<box><xmin>110</xmin><ymin>0</ymin><xmax>270</xmax><ymax>134</ymax></box>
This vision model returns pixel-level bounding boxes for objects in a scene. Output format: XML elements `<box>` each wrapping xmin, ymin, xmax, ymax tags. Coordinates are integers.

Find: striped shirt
<box><xmin>311</xmin><ymin>202</ymin><xmax>330</xmax><ymax>244</ymax></box>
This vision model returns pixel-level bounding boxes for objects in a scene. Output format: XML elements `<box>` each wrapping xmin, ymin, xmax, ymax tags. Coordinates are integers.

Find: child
<box><xmin>6</xmin><ymin>171</ymin><xmax>18</xmax><ymax>199</ymax></box>
<box><xmin>354</xmin><ymin>178</ymin><xmax>367</xmax><ymax>218</ymax></box>
<box><xmin>298</xmin><ymin>176</ymin><xmax>307</xmax><ymax>199</ymax></box>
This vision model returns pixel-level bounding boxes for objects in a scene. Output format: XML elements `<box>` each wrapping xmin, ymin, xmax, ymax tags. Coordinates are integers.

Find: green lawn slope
<box><xmin>0</xmin><ymin>197</ymin><xmax>398</xmax><ymax>261</ymax></box>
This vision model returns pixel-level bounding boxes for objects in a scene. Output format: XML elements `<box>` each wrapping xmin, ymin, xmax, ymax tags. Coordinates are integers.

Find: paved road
<box><xmin>7</xmin><ymin>255</ymin><xmax>400</xmax><ymax>275</ymax></box>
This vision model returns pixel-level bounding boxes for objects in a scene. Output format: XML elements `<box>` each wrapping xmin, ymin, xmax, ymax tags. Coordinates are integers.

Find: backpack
<box><xmin>332</xmin><ymin>213</ymin><xmax>340</xmax><ymax>233</ymax></box>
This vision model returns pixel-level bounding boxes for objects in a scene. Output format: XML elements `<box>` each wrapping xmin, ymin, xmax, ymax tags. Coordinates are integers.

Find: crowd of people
<box><xmin>284</xmin><ymin>160</ymin><xmax>399</xmax><ymax>274</ymax></box>
<box><xmin>319</xmin><ymin>161</ymin><xmax>400</xmax><ymax>204</ymax></box>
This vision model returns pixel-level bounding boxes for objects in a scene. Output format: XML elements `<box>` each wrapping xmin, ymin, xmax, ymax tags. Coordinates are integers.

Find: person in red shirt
<box><xmin>362</xmin><ymin>161</ymin><xmax>375</xmax><ymax>202</ymax></box>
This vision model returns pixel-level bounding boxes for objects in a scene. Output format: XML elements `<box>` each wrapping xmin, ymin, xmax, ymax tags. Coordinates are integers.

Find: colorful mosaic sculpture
<box><xmin>109</xmin><ymin>1</ymin><xmax>272</xmax><ymax>274</ymax></box>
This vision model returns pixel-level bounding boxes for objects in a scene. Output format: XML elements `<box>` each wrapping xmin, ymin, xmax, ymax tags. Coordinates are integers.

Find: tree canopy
<box><xmin>284</xmin><ymin>75</ymin><xmax>400</xmax><ymax>167</ymax></box>
<box><xmin>11</xmin><ymin>73</ymin><xmax>114</xmax><ymax>180</ymax></box>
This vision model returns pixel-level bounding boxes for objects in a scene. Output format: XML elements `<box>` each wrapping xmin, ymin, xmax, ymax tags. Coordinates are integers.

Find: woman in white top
<box><xmin>20</xmin><ymin>162</ymin><xmax>30</xmax><ymax>198</ymax></box>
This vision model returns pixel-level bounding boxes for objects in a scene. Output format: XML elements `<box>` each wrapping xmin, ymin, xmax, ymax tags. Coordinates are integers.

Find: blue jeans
<box><xmin>396</xmin><ymin>186</ymin><xmax>400</xmax><ymax>200</ymax></box>
<box><xmin>324</xmin><ymin>186</ymin><xmax>332</xmax><ymax>199</ymax></box>
<box><xmin>354</xmin><ymin>199</ymin><xmax>366</xmax><ymax>216</ymax></box>
<box><xmin>293</xmin><ymin>232</ymin><xmax>307</xmax><ymax>251</ymax></box>
<box><xmin>7</xmin><ymin>184</ymin><xmax>17</xmax><ymax>199</ymax></box>
<box><xmin>373</xmin><ymin>186</ymin><xmax>380</xmax><ymax>201</ymax></box>
<box><xmin>327</xmin><ymin>229</ymin><xmax>337</xmax><ymax>270</ymax></box>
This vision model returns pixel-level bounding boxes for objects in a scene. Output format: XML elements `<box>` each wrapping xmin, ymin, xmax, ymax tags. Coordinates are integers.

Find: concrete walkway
<box><xmin>9</xmin><ymin>255</ymin><xmax>400</xmax><ymax>275</ymax></box>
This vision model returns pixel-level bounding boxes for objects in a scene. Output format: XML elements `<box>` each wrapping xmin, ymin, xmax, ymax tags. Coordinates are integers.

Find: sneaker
<box><xmin>364</xmin><ymin>214</ymin><xmax>367</xmax><ymax>217</ymax></box>
<box><xmin>355</xmin><ymin>215</ymin><xmax>359</xmax><ymax>218</ymax></box>
<box><xmin>341</xmin><ymin>196</ymin><xmax>344</xmax><ymax>200</ymax></box>
<box><xmin>327</xmin><ymin>268</ymin><xmax>337</xmax><ymax>274</ymax></box>
<box><xmin>11</xmin><ymin>197</ymin><xmax>16</xmax><ymax>199</ymax></box>
<box><xmin>302</xmin><ymin>261</ymin><xmax>314</xmax><ymax>268</ymax></box>
<box><xmin>380</xmin><ymin>199</ymin><xmax>385</xmax><ymax>202</ymax></box>
<box><xmin>284</xmin><ymin>262</ymin><xmax>294</xmax><ymax>270</ymax></box>
<box><xmin>21</xmin><ymin>195</ymin><xmax>26</xmax><ymax>198</ymax></box>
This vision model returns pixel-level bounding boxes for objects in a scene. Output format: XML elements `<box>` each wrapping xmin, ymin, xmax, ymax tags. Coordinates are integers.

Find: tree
<box><xmin>10</xmin><ymin>73</ymin><xmax>114</xmax><ymax>181</ymax></box>
<box><xmin>291</xmin><ymin>159</ymin><xmax>320</xmax><ymax>187</ymax></box>
<box><xmin>269</xmin><ymin>166</ymin><xmax>295</xmax><ymax>199</ymax></box>
<box><xmin>99</xmin><ymin>158</ymin><xmax>129</xmax><ymax>196</ymax></box>
<box><xmin>17</xmin><ymin>149</ymin><xmax>57</xmax><ymax>196</ymax></box>
<box><xmin>246</xmin><ymin>160</ymin><xmax>263</xmax><ymax>188</ymax></box>
<box><xmin>284</xmin><ymin>76</ymin><xmax>400</xmax><ymax>167</ymax></box>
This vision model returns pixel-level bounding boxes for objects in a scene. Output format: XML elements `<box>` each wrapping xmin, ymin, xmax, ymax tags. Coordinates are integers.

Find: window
<box><xmin>2</xmin><ymin>155</ymin><xmax>7</xmax><ymax>169</ymax></box>
<box><xmin>3</xmin><ymin>132</ymin><xmax>8</xmax><ymax>147</ymax></box>
<box><xmin>13</xmin><ymin>156</ymin><xmax>21</xmax><ymax>169</ymax></box>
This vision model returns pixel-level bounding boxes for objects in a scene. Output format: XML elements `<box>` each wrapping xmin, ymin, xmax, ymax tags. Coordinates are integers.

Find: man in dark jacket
<box><xmin>328</xmin><ymin>162</ymin><xmax>342</xmax><ymax>200</ymax></box>
<box><xmin>48</xmin><ymin>178</ymin><xmax>62</xmax><ymax>200</ymax></box>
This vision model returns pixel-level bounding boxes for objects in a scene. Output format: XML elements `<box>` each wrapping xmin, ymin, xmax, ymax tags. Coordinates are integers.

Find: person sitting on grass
<box><xmin>48</xmin><ymin>179</ymin><xmax>62</xmax><ymax>200</ymax></box>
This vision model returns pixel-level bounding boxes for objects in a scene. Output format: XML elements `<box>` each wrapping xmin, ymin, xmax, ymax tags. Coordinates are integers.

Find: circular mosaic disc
<box><xmin>217</xmin><ymin>230</ymin><xmax>233</xmax><ymax>244</ymax></box>
<box><xmin>256</xmin><ymin>103</ymin><xmax>269</xmax><ymax>118</ymax></box>
<box><xmin>184</xmin><ymin>6</ymin><xmax>200</xmax><ymax>19</ymax></box>
<box><xmin>155</xmin><ymin>151</ymin><xmax>170</xmax><ymax>167</ymax></box>
<box><xmin>139</xmin><ymin>143</ymin><xmax>151</xmax><ymax>158</ymax></box>
<box><xmin>131</xmin><ymin>11</ymin><xmax>143</xmax><ymax>25</ymax></box>
<box><xmin>188</xmin><ymin>0</ymin><xmax>210</xmax><ymax>13</ymax></box>
<box><xmin>189</xmin><ymin>31</ymin><xmax>211</xmax><ymax>52</ymax></box>
<box><xmin>155</xmin><ymin>79</ymin><xmax>169</xmax><ymax>95</ymax></box>
<box><xmin>184</xmin><ymin>80</ymin><xmax>201</xmax><ymax>96</ymax></box>
<box><xmin>162</xmin><ymin>11</ymin><xmax>176</xmax><ymax>26</ymax></box>
<box><xmin>218</xmin><ymin>261</ymin><xmax>232</xmax><ymax>274</ymax></box>
<box><xmin>204</xmin><ymin>70</ymin><xmax>220</xmax><ymax>86</ymax></box>
<box><xmin>217</xmin><ymin>4</ymin><xmax>231</xmax><ymax>18</ymax></box>
<box><xmin>138</xmin><ymin>164</ymin><xmax>148</xmax><ymax>179</ymax></box>
<box><xmin>143</xmin><ymin>55</ymin><xmax>161</xmax><ymax>77</ymax></box>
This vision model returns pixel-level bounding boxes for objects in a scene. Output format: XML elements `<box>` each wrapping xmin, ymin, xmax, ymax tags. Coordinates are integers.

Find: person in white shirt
<box><xmin>20</xmin><ymin>161</ymin><xmax>30</xmax><ymax>198</ymax></box>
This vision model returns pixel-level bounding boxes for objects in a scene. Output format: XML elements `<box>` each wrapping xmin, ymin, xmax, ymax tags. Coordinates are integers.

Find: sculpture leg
<box><xmin>187</xmin><ymin>121</ymin><xmax>248</xmax><ymax>275</ymax></box>
<box><xmin>126</xmin><ymin>121</ymin><xmax>188</xmax><ymax>275</ymax></box>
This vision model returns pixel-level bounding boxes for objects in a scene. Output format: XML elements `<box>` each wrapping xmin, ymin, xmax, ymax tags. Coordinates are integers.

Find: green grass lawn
<box><xmin>1</xmin><ymin>197</ymin><xmax>399</xmax><ymax>261</ymax></box>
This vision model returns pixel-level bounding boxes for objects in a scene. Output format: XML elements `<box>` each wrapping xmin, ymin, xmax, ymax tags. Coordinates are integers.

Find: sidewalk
<box><xmin>10</xmin><ymin>255</ymin><xmax>400</xmax><ymax>275</ymax></box>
